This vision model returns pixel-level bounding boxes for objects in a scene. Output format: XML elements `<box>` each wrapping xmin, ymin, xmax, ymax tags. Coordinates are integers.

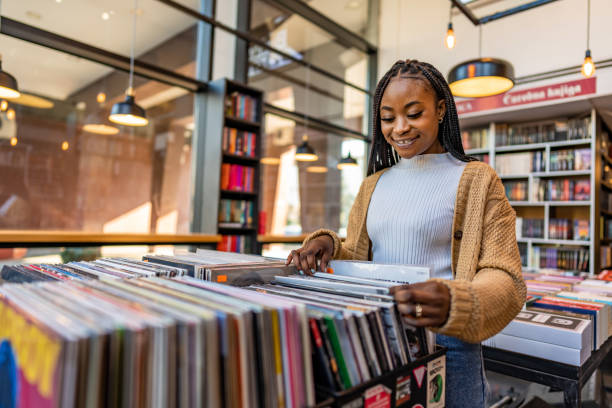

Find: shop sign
<box><xmin>456</xmin><ymin>77</ymin><xmax>596</xmax><ymax>115</ymax></box>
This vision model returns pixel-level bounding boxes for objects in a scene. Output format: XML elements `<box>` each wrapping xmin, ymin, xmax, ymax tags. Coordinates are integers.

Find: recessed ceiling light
<box><xmin>102</xmin><ymin>12</ymin><xmax>110</xmax><ymax>20</ymax></box>
<box><xmin>55</xmin><ymin>0</ymin><xmax>62</xmax><ymax>3</ymax></box>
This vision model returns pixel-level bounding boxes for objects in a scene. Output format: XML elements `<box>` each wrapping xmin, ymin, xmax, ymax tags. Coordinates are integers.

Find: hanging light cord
<box><xmin>586</xmin><ymin>0</ymin><xmax>591</xmax><ymax>50</ymax></box>
<box><xmin>128</xmin><ymin>0</ymin><xmax>138</xmax><ymax>93</ymax></box>
<box><xmin>478</xmin><ymin>24</ymin><xmax>482</xmax><ymax>58</ymax></box>
<box><xmin>448</xmin><ymin>3</ymin><xmax>452</xmax><ymax>24</ymax></box>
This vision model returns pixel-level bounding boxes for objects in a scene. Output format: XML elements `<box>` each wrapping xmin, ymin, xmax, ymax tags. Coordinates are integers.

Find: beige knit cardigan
<box><xmin>304</xmin><ymin>161</ymin><xmax>526</xmax><ymax>343</ymax></box>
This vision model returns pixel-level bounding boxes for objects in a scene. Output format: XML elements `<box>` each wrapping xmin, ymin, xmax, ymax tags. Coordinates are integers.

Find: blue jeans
<box><xmin>436</xmin><ymin>334</ymin><xmax>488</xmax><ymax>408</ymax></box>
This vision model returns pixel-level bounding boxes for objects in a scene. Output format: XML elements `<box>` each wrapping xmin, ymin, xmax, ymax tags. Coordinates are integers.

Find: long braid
<box><xmin>367</xmin><ymin>59</ymin><xmax>475</xmax><ymax>176</ymax></box>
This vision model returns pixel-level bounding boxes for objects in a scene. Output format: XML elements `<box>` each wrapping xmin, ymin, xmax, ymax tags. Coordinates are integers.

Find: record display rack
<box><xmin>462</xmin><ymin>109</ymin><xmax>600</xmax><ymax>275</ymax></box>
<box><xmin>316</xmin><ymin>347</ymin><xmax>447</xmax><ymax>408</ymax></box>
<box><xmin>204</xmin><ymin>78</ymin><xmax>263</xmax><ymax>254</ymax></box>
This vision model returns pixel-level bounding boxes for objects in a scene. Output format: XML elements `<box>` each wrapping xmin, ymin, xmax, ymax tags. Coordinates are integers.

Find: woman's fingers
<box><xmin>396</xmin><ymin>302</ymin><xmax>438</xmax><ymax>318</ymax></box>
<box><xmin>319</xmin><ymin>252</ymin><xmax>332</xmax><ymax>272</ymax></box>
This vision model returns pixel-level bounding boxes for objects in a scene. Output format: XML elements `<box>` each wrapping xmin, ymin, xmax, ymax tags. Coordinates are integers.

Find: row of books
<box><xmin>504</xmin><ymin>180</ymin><xmax>528</xmax><ymax>201</ymax></box>
<box><xmin>601</xmin><ymin>246</ymin><xmax>612</xmax><ymax>268</ymax></box>
<box><xmin>550</xmin><ymin>148</ymin><xmax>591</xmax><ymax>171</ymax></box>
<box><xmin>217</xmin><ymin>234</ymin><xmax>254</xmax><ymax>253</ymax></box>
<box><xmin>461</xmin><ymin>127</ymin><xmax>489</xmax><ymax>150</ymax></box>
<box><xmin>220</xmin><ymin>163</ymin><xmax>255</xmax><ymax>192</ymax></box>
<box><xmin>225</xmin><ymin>91</ymin><xmax>259</xmax><ymax>123</ymax></box>
<box><xmin>601</xmin><ymin>218</ymin><xmax>612</xmax><ymax>240</ymax></box>
<box><xmin>223</xmin><ymin>127</ymin><xmax>257</xmax><ymax>158</ymax></box>
<box><xmin>495</xmin><ymin>151</ymin><xmax>545</xmax><ymax>176</ymax></box>
<box><xmin>0</xmin><ymin>251</ymin><xmax>439</xmax><ymax>407</ymax></box>
<box><xmin>530</xmin><ymin>246</ymin><xmax>590</xmax><ymax>272</ymax></box>
<box><xmin>485</xmin><ymin>272</ymin><xmax>611</xmax><ymax>365</ymax></box>
<box><xmin>533</xmin><ymin>178</ymin><xmax>590</xmax><ymax>202</ymax></box>
<box><xmin>549</xmin><ymin>218</ymin><xmax>590</xmax><ymax>241</ymax></box>
<box><xmin>218</xmin><ymin>199</ymin><xmax>255</xmax><ymax>228</ymax></box>
<box><xmin>600</xmin><ymin>190</ymin><xmax>612</xmax><ymax>213</ymax></box>
<box><xmin>516</xmin><ymin>217</ymin><xmax>544</xmax><ymax>239</ymax></box>
<box><xmin>495</xmin><ymin>117</ymin><xmax>591</xmax><ymax>147</ymax></box>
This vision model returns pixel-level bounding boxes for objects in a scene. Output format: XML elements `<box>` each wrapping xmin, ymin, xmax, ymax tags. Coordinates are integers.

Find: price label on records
<box><xmin>395</xmin><ymin>375</ymin><xmax>411</xmax><ymax>406</ymax></box>
<box><xmin>364</xmin><ymin>384</ymin><xmax>391</xmax><ymax>408</ymax></box>
<box><xmin>427</xmin><ymin>356</ymin><xmax>446</xmax><ymax>408</ymax></box>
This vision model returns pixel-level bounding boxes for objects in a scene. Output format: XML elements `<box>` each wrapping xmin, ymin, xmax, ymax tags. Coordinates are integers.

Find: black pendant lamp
<box><xmin>295</xmin><ymin>135</ymin><xmax>318</xmax><ymax>162</ymax></box>
<box><xmin>448</xmin><ymin>25</ymin><xmax>514</xmax><ymax>98</ymax></box>
<box><xmin>0</xmin><ymin>54</ymin><xmax>20</xmax><ymax>100</ymax></box>
<box><xmin>337</xmin><ymin>152</ymin><xmax>358</xmax><ymax>170</ymax></box>
<box><xmin>109</xmin><ymin>0</ymin><xmax>148</xmax><ymax>127</ymax></box>
<box><xmin>581</xmin><ymin>0</ymin><xmax>595</xmax><ymax>78</ymax></box>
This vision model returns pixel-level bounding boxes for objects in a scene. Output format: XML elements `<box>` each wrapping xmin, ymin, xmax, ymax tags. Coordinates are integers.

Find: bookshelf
<box><xmin>203</xmin><ymin>78</ymin><xmax>263</xmax><ymax>254</ymax></box>
<box><xmin>461</xmin><ymin>109</ymin><xmax>599</xmax><ymax>275</ymax></box>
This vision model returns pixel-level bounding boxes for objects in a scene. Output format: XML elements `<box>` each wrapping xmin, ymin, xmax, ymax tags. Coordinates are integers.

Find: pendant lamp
<box><xmin>295</xmin><ymin>135</ymin><xmax>318</xmax><ymax>162</ymax></box>
<box><xmin>581</xmin><ymin>0</ymin><xmax>595</xmax><ymax>78</ymax></box>
<box><xmin>0</xmin><ymin>54</ymin><xmax>20</xmax><ymax>100</ymax></box>
<box><xmin>448</xmin><ymin>25</ymin><xmax>514</xmax><ymax>98</ymax></box>
<box><xmin>109</xmin><ymin>0</ymin><xmax>148</xmax><ymax>127</ymax></box>
<box><xmin>337</xmin><ymin>152</ymin><xmax>358</xmax><ymax>170</ymax></box>
<box><xmin>445</xmin><ymin>4</ymin><xmax>456</xmax><ymax>49</ymax></box>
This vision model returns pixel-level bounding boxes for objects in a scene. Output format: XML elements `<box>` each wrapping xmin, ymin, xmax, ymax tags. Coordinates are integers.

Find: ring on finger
<box><xmin>415</xmin><ymin>303</ymin><xmax>423</xmax><ymax>319</ymax></box>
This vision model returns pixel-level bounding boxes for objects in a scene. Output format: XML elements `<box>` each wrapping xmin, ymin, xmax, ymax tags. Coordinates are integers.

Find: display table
<box><xmin>483</xmin><ymin>336</ymin><xmax>612</xmax><ymax>407</ymax></box>
<box><xmin>0</xmin><ymin>230</ymin><xmax>221</xmax><ymax>247</ymax></box>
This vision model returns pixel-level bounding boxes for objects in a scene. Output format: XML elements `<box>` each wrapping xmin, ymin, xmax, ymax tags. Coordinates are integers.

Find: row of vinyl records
<box><xmin>504</xmin><ymin>178</ymin><xmax>591</xmax><ymax>202</ymax></box>
<box><xmin>222</xmin><ymin>127</ymin><xmax>257</xmax><ymax>158</ymax></box>
<box><xmin>484</xmin><ymin>271</ymin><xmax>611</xmax><ymax>366</ymax></box>
<box><xmin>218</xmin><ymin>199</ymin><xmax>255</xmax><ymax>228</ymax></box>
<box><xmin>495</xmin><ymin>151</ymin><xmax>545</xmax><ymax>176</ymax></box>
<box><xmin>217</xmin><ymin>234</ymin><xmax>255</xmax><ymax>253</ymax></box>
<box><xmin>220</xmin><ymin>163</ymin><xmax>255</xmax><ymax>192</ymax></box>
<box><xmin>494</xmin><ymin>117</ymin><xmax>591</xmax><ymax>147</ymax></box>
<box><xmin>530</xmin><ymin>246</ymin><xmax>590</xmax><ymax>272</ymax></box>
<box><xmin>225</xmin><ymin>92</ymin><xmax>259</xmax><ymax>123</ymax></box>
<box><xmin>0</xmin><ymin>251</ymin><xmax>432</xmax><ymax>408</ymax></box>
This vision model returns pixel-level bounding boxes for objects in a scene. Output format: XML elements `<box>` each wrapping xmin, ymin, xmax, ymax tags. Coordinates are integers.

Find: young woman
<box><xmin>287</xmin><ymin>59</ymin><xmax>526</xmax><ymax>407</ymax></box>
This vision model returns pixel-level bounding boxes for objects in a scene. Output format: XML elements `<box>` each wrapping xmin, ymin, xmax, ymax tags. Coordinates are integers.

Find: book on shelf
<box><xmin>516</xmin><ymin>217</ymin><xmax>544</xmax><ymax>239</ymax></box>
<box><xmin>219</xmin><ymin>199</ymin><xmax>254</xmax><ymax>228</ymax></box>
<box><xmin>217</xmin><ymin>234</ymin><xmax>254</xmax><ymax>253</ymax></box>
<box><xmin>496</xmin><ymin>151</ymin><xmax>545</xmax><ymax>175</ymax></box>
<box><xmin>461</xmin><ymin>127</ymin><xmax>488</xmax><ymax>150</ymax></box>
<box><xmin>225</xmin><ymin>91</ymin><xmax>259</xmax><ymax>122</ymax></box>
<box><xmin>548</xmin><ymin>218</ymin><xmax>589</xmax><ymax>241</ymax></box>
<box><xmin>533</xmin><ymin>178</ymin><xmax>590</xmax><ymax>201</ymax></box>
<box><xmin>503</xmin><ymin>180</ymin><xmax>528</xmax><ymax>201</ymax></box>
<box><xmin>530</xmin><ymin>246</ymin><xmax>590</xmax><ymax>273</ymax></box>
<box><xmin>600</xmin><ymin>190</ymin><xmax>612</xmax><ymax>213</ymax></box>
<box><xmin>601</xmin><ymin>247</ymin><xmax>612</xmax><ymax>269</ymax></box>
<box><xmin>495</xmin><ymin>117</ymin><xmax>591</xmax><ymax>147</ymax></box>
<box><xmin>550</xmin><ymin>148</ymin><xmax>591</xmax><ymax>171</ymax></box>
<box><xmin>223</xmin><ymin>127</ymin><xmax>257</xmax><ymax>158</ymax></box>
<box><xmin>220</xmin><ymin>163</ymin><xmax>255</xmax><ymax>192</ymax></box>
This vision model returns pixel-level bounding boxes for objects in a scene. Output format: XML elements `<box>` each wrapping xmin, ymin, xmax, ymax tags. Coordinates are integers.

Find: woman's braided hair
<box><xmin>367</xmin><ymin>59</ymin><xmax>475</xmax><ymax>176</ymax></box>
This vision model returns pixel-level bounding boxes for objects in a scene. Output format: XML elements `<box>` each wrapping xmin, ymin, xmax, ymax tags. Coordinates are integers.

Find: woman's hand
<box><xmin>285</xmin><ymin>235</ymin><xmax>334</xmax><ymax>274</ymax></box>
<box><xmin>390</xmin><ymin>281</ymin><xmax>451</xmax><ymax>328</ymax></box>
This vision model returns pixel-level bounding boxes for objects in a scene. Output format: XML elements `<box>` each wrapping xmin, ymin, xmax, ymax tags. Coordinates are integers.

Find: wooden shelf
<box><xmin>257</xmin><ymin>234</ymin><xmax>347</xmax><ymax>244</ymax></box>
<box><xmin>495</xmin><ymin>139</ymin><xmax>592</xmax><ymax>153</ymax></box>
<box><xmin>0</xmin><ymin>231</ymin><xmax>221</xmax><ymax>247</ymax></box>
<box><xmin>500</xmin><ymin>174</ymin><xmax>530</xmax><ymax>179</ymax></box>
<box><xmin>601</xmin><ymin>209</ymin><xmax>612</xmax><ymax>217</ymax></box>
<box><xmin>225</xmin><ymin>116</ymin><xmax>261</xmax><ymax>129</ymax></box>
<box><xmin>465</xmin><ymin>148</ymin><xmax>489</xmax><ymax>155</ymax></box>
<box><xmin>222</xmin><ymin>153</ymin><xmax>259</xmax><ymax>164</ymax></box>
<box><xmin>602</xmin><ymin>181</ymin><xmax>612</xmax><ymax>191</ymax></box>
<box><xmin>509</xmin><ymin>201</ymin><xmax>590</xmax><ymax>206</ymax></box>
<box><xmin>220</xmin><ymin>190</ymin><xmax>257</xmax><ymax>199</ymax></box>
<box><xmin>532</xmin><ymin>170</ymin><xmax>591</xmax><ymax>177</ymax></box>
<box><xmin>600</xmin><ymin>150</ymin><xmax>612</xmax><ymax>166</ymax></box>
<box><xmin>517</xmin><ymin>237</ymin><xmax>591</xmax><ymax>246</ymax></box>
<box><xmin>218</xmin><ymin>226</ymin><xmax>257</xmax><ymax>233</ymax></box>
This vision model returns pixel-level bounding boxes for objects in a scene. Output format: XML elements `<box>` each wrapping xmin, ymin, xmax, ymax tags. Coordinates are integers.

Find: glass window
<box><xmin>4</xmin><ymin>0</ymin><xmax>200</xmax><ymax>78</ymax></box>
<box><xmin>249</xmin><ymin>0</ymin><xmax>369</xmax><ymax>91</ymax></box>
<box><xmin>259</xmin><ymin>113</ymin><xmax>366</xmax><ymax>236</ymax></box>
<box><xmin>0</xmin><ymin>36</ymin><xmax>194</xmax><ymax>234</ymax></box>
<box><xmin>300</xmin><ymin>0</ymin><xmax>373</xmax><ymax>42</ymax></box>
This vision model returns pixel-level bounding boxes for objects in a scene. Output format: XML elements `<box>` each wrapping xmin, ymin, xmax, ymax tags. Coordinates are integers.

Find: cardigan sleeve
<box><xmin>430</xmin><ymin>175</ymin><xmax>526</xmax><ymax>343</ymax></box>
<box><xmin>303</xmin><ymin>179</ymin><xmax>371</xmax><ymax>261</ymax></box>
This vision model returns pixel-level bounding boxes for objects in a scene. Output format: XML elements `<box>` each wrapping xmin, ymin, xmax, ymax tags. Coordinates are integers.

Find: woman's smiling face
<box><xmin>380</xmin><ymin>76</ymin><xmax>446</xmax><ymax>159</ymax></box>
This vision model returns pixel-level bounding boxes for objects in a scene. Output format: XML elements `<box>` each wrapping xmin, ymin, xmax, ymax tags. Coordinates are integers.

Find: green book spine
<box><xmin>324</xmin><ymin>316</ymin><xmax>352</xmax><ymax>389</ymax></box>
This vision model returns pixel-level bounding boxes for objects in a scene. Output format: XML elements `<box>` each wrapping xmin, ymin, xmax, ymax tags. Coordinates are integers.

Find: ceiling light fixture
<box><xmin>295</xmin><ymin>135</ymin><xmax>318</xmax><ymax>162</ymax></box>
<box><xmin>581</xmin><ymin>0</ymin><xmax>595</xmax><ymax>78</ymax></box>
<box><xmin>307</xmin><ymin>166</ymin><xmax>328</xmax><ymax>173</ymax></box>
<box><xmin>448</xmin><ymin>25</ymin><xmax>514</xmax><ymax>98</ymax></box>
<box><xmin>0</xmin><ymin>100</ymin><xmax>7</xmax><ymax>111</ymax></box>
<box><xmin>260</xmin><ymin>157</ymin><xmax>280</xmax><ymax>165</ymax></box>
<box><xmin>10</xmin><ymin>137</ymin><xmax>17</xmax><ymax>146</ymax></box>
<box><xmin>83</xmin><ymin>123</ymin><xmax>120</xmax><ymax>135</ymax></box>
<box><xmin>61</xmin><ymin>141</ymin><xmax>69</xmax><ymax>151</ymax></box>
<box><xmin>0</xmin><ymin>54</ymin><xmax>20</xmax><ymax>100</ymax></box>
<box><xmin>337</xmin><ymin>152</ymin><xmax>358</xmax><ymax>170</ymax></box>
<box><xmin>12</xmin><ymin>93</ymin><xmax>54</xmax><ymax>109</ymax></box>
<box><xmin>445</xmin><ymin>4</ymin><xmax>456</xmax><ymax>49</ymax></box>
<box><xmin>109</xmin><ymin>0</ymin><xmax>148</xmax><ymax>127</ymax></box>
<box><xmin>6</xmin><ymin>108</ymin><xmax>15</xmax><ymax>120</ymax></box>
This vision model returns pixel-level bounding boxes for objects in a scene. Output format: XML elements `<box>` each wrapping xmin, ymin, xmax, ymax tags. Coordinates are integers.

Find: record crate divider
<box><xmin>315</xmin><ymin>347</ymin><xmax>447</xmax><ymax>408</ymax></box>
<box><xmin>203</xmin><ymin>78</ymin><xmax>263</xmax><ymax>254</ymax></box>
<box><xmin>462</xmin><ymin>109</ymin><xmax>602</xmax><ymax>275</ymax></box>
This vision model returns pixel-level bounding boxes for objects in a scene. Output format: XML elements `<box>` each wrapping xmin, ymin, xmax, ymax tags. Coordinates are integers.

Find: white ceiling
<box><xmin>2</xmin><ymin>0</ymin><xmax>199</xmax><ymax>100</ymax></box>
